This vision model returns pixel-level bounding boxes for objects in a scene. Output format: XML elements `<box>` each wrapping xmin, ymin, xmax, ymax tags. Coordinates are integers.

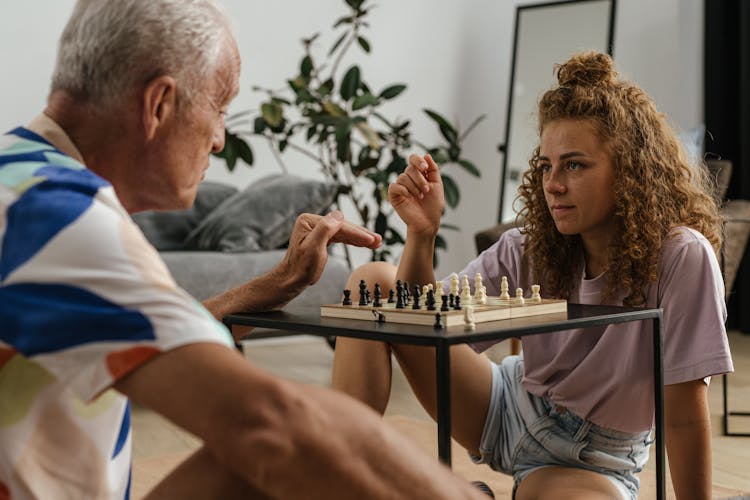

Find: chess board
<box><xmin>320</xmin><ymin>297</ymin><xmax>568</xmax><ymax>328</ymax></box>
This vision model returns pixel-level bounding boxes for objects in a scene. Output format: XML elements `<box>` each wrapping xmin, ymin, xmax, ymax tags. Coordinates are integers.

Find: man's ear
<box><xmin>142</xmin><ymin>75</ymin><xmax>178</xmax><ymax>141</ymax></box>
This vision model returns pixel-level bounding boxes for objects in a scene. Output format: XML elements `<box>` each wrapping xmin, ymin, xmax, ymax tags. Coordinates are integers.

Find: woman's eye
<box><xmin>568</xmin><ymin>161</ymin><xmax>582</xmax><ymax>170</ymax></box>
<box><xmin>539</xmin><ymin>163</ymin><xmax>552</xmax><ymax>173</ymax></box>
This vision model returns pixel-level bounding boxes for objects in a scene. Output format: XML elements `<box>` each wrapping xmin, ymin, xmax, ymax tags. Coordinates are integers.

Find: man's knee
<box><xmin>347</xmin><ymin>261</ymin><xmax>397</xmax><ymax>288</ymax></box>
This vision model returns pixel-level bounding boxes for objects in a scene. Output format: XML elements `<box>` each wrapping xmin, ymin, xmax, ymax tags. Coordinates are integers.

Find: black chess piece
<box><xmin>411</xmin><ymin>284</ymin><xmax>421</xmax><ymax>310</ymax></box>
<box><xmin>426</xmin><ymin>290</ymin><xmax>436</xmax><ymax>311</ymax></box>
<box><xmin>433</xmin><ymin>313</ymin><xmax>443</xmax><ymax>329</ymax></box>
<box><xmin>403</xmin><ymin>282</ymin><xmax>410</xmax><ymax>303</ymax></box>
<box><xmin>342</xmin><ymin>289</ymin><xmax>352</xmax><ymax>306</ymax></box>
<box><xmin>449</xmin><ymin>293</ymin><xmax>455</xmax><ymax>308</ymax></box>
<box><xmin>373</xmin><ymin>283</ymin><xmax>382</xmax><ymax>307</ymax></box>
<box><xmin>396</xmin><ymin>281</ymin><xmax>405</xmax><ymax>309</ymax></box>
<box><xmin>453</xmin><ymin>295</ymin><xmax>462</xmax><ymax>310</ymax></box>
<box><xmin>365</xmin><ymin>289</ymin><xmax>371</xmax><ymax>305</ymax></box>
<box><xmin>387</xmin><ymin>289</ymin><xmax>395</xmax><ymax>303</ymax></box>
<box><xmin>359</xmin><ymin>280</ymin><xmax>367</xmax><ymax>306</ymax></box>
<box><xmin>441</xmin><ymin>295</ymin><xmax>449</xmax><ymax>311</ymax></box>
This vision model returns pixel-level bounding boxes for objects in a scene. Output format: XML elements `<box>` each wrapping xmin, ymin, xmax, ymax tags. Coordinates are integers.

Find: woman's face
<box><xmin>539</xmin><ymin>118</ymin><xmax>617</xmax><ymax>244</ymax></box>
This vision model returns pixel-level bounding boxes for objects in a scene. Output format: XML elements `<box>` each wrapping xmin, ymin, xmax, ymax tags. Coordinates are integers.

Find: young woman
<box><xmin>331</xmin><ymin>52</ymin><xmax>733</xmax><ymax>500</ymax></box>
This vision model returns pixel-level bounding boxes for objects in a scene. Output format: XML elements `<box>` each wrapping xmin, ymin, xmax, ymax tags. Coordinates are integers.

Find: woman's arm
<box><xmin>664</xmin><ymin>379</ymin><xmax>712</xmax><ymax>500</ymax></box>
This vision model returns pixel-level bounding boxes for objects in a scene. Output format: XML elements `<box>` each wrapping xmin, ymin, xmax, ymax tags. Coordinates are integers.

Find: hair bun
<box><xmin>555</xmin><ymin>51</ymin><xmax>617</xmax><ymax>87</ymax></box>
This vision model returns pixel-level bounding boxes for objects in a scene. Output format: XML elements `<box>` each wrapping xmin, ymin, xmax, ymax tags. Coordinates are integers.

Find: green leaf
<box><xmin>354</xmin><ymin>121</ymin><xmax>381</xmax><ymax>149</ymax></box>
<box><xmin>424</xmin><ymin>108</ymin><xmax>458</xmax><ymax>144</ymax></box>
<box><xmin>306</xmin><ymin>125</ymin><xmax>317</xmax><ymax>141</ymax></box>
<box><xmin>234</xmin><ymin>135</ymin><xmax>254</xmax><ymax>166</ymax></box>
<box><xmin>375</xmin><ymin>212</ymin><xmax>387</xmax><ymax>236</ymax></box>
<box><xmin>379</xmin><ymin>84</ymin><xmax>407</xmax><ymax>100</ymax></box>
<box><xmin>278</xmin><ymin>139</ymin><xmax>288</xmax><ymax>152</ymax></box>
<box><xmin>458</xmin><ymin>159</ymin><xmax>481</xmax><ymax>177</ymax></box>
<box><xmin>318</xmin><ymin>78</ymin><xmax>334</xmax><ymax>96</ymax></box>
<box><xmin>345</xmin><ymin>0</ymin><xmax>365</xmax><ymax>10</ymax></box>
<box><xmin>340</xmin><ymin>65</ymin><xmax>361</xmax><ymax>101</ymax></box>
<box><xmin>333</xmin><ymin>15</ymin><xmax>354</xmax><ymax>28</ymax></box>
<box><xmin>385</xmin><ymin>225</ymin><xmax>405</xmax><ymax>245</ymax></box>
<box><xmin>335</xmin><ymin>121</ymin><xmax>352</xmax><ymax>162</ymax></box>
<box><xmin>323</xmin><ymin>101</ymin><xmax>347</xmax><ymax>117</ymax></box>
<box><xmin>442</xmin><ymin>173</ymin><xmax>460</xmax><ymax>208</ymax></box>
<box><xmin>435</xmin><ymin>233</ymin><xmax>447</xmax><ymax>250</ymax></box>
<box><xmin>261</xmin><ymin>102</ymin><xmax>283</xmax><ymax>128</ymax></box>
<box><xmin>253</xmin><ymin>117</ymin><xmax>267</xmax><ymax>134</ymax></box>
<box><xmin>300</xmin><ymin>55</ymin><xmax>313</xmax><ymax>77</ymax></box>
<box><xmin>357</xmin><ymin>36</ymin><xmax>371</xmax><ymax>53</ymax></box>
<box><xmin>352</xmin><ymin>92</ymin><xmax>378</xmax><ymax>110</ymax></box>
<box><xmin>386</xmin><ymin>156</ymin><xmax>407</xmax><ymax>174</ymax></box>
<box><xmin>329</xmin><ymin>32</ymin><xmax>347</xmax><ymax>56</ymax></box>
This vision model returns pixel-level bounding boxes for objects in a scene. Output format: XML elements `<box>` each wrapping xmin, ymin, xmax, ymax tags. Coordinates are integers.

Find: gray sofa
<box><xmin>133</xmin><ymin>176</ymin><xmax>351</xmax><ymax>320</ymax></box>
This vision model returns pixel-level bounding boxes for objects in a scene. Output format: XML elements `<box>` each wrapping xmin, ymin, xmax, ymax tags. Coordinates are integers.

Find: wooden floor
<box><xmin>131</xmin><ymin>330</ymin><xmax>750</xmax><ymax>496</ymax></box>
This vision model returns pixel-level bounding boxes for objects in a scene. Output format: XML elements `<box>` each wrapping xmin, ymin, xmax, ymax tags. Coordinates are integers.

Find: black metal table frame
<box><xmin>225</xmin><ymin>303</ymin><xmax>665</xmax><ymax>500</ymax></box>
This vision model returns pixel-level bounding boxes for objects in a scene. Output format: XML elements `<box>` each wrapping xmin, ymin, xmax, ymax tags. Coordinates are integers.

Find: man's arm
<box><xmin>202</xmin><ymin>211</ymin><xmax>381</xmax><ymax>338</ymax></box>
<box><xmin>664</xmin><ymin>379</ymin><xmax>712</xmax><ymax>500</ymax></box>
<box><xmin>115</xmin><ymin>343</ymin><xmax>484</xmax><ymax>499</ymax></box>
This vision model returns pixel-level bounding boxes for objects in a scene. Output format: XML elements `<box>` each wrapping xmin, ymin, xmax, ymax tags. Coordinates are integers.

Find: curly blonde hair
<box><xmin>517</xmin><ymin>52</ymin><xmax>722</xmax><ymax>306</ymax></box>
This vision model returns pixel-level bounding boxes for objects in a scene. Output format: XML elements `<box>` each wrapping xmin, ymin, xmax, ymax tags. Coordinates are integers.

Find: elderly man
<box><xmin>0</xmin><ymin>1</ymin><xmax>487</xmax><ymax>498</ymax></box>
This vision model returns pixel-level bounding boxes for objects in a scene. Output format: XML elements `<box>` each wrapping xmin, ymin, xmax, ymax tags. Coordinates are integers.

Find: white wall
<box><xmin>0</xmin><ymin>0</ymin><xmax>703</xmax><ymax>278</ymax></box>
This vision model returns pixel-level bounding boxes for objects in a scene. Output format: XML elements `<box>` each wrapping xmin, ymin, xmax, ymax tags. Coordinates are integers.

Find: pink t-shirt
<box><xmin>454</xmin><ymin>227</ymin><xmax>733</xmax><ymax>432</ymax></box>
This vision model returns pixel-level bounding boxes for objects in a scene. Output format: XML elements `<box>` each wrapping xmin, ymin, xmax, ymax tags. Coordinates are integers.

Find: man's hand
<box><xmin>203</xmin><ymin>211</ymin><xmax>380</xmax><ymax>324</ymax></box>
<box><xmin>277</xmin><ymin>211</ymin><xmax>382</xmax><ymax>291</ymax></box>
<box><xmin>388</xmin><ymin>154</ymin><xmax>444</xmax><ymax>237</ymax></box>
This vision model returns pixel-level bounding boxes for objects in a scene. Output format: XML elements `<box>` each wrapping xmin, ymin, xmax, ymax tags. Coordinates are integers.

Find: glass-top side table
<box><xmin>224</xmin><ymin>303</ymin><xmax>665</xmax><ymax>500</ymax></box>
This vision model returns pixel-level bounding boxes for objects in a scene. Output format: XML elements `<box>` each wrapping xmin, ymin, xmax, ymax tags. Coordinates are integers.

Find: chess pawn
<box><xmin>441</xmin><ymin>295</ymin><xmax>450</xmax><ymax>311</ymax></box>
<box><xmin>373</xmin><ymin>283</ymin><xmax>382</xmax><ymax>307</ymax></box>
<box><xmin>449</xmin><ymin>273</ymin><xmax>459</xmax><ymax>296</ymax></box>
<box><xmin>530</xmin><ymin>284</ymin><xmax>542</xmax><ymax>303</ymax></box>
<box><xmin>422</xmin><ymin>284</ymin><xmax>430</xmax><ymax>297</ymax></box>
<box><xmin>460</xmin><ymin>275</ymin><xmax>473</xmax><ymax>306</ymax></box>
<box><xmin>463</xmin><ymin>305</ymin><xmax>476</xmax><ymax>331</ymax></box>
<box><xmin>500</xmin><ymin>276</ymin><xmax>510</xmax><ymax>301</ymax></box>
<box><xmin>435</xmin><ymin>281</ymin><xmax>443</xmax><ymax>301</ymax></box>
<box><xmin>453</xmin><ymin>295</ymin><xmax>462</xmax><ymax>310</ymax></box>
<box><xmin>426</xmin><ymin>290</ymin><xmax>436</xmax><ymax>311</ymax></box>
<box><xmin>515</xmin><ymin>288</ymin><xmax>525</xmax><ymax>305</ymax></box>
<box><xmin>342</xmin><ymin>289</ymin><xmax>352</xmax><ymax>306</ymax></box>
<box><xmin>387</xmin><ymin>289</ymin><xmax>395</xmax><ymax>303</ymax></box>
<box><xmin>359</xmin><ymin>279</ymin><xmax>368</xmax><ymax>306</ymax></box>
<box><xmin>474</xmin><ymin>273</ymin><xmax>483</xmax><ymax>299</ymax></box>
<box><xmin>412</xmin><ymin>284</ymin><xmax>422</xmax><ymax>310</ymax></box>
<box><xmin>433</xmin><ymin>312</ymin><xmax>444</xmax><ymax>329</ymax></box>
<box><xmin>477</xmin><ymin>285</ymin><xmax>488</xmax><ymax>305</ymax></box>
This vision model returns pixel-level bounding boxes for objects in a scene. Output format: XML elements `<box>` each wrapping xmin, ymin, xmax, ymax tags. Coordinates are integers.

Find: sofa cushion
<box><xmin>184</xmin><ymin>174</ymin><xmax>337</xmax><ymax>252</ymax></box>
<box><xmin>131</xmin><ymin>181</ymin><xmax>239</xmax><ymax>250</ymax></box>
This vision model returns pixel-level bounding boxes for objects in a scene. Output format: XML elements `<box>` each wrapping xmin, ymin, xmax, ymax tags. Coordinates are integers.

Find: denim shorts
<box><xmin>470</xmin><ymin>355</ymin><xmax>652</xmax><ymax>500</ymax></box>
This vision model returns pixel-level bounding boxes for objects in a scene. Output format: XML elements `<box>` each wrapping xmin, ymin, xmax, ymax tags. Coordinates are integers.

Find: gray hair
<box><xmin>51</xmin><ymin>0</ymin><xmax>233</xmax><ymax>109</ymax></box>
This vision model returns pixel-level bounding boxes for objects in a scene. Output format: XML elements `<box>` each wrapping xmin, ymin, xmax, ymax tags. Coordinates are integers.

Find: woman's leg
<box><xmin>331</xmin><ymin>262</ymin><xmax>493</xmax><ymax>456</ymax></box>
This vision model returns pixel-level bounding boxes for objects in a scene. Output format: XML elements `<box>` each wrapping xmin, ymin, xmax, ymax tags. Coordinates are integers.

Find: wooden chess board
<box><xmin>320</xmin><ymin>297</ymin><xmax>568</xmax><ymax>328</ymax></box>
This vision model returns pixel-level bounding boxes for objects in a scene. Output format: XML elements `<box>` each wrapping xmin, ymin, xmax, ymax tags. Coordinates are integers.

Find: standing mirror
<box><xmin>498</xmin><ymin>0</ymin><xmax>616</xmax><ymax>222</ymax></box>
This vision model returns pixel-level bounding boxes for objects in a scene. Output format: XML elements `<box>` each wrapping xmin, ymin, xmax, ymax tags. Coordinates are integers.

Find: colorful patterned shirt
<box><xmin>0</xmin><ymin>116</ymin><xmax>233</xmax><ymax>499</ymax></box>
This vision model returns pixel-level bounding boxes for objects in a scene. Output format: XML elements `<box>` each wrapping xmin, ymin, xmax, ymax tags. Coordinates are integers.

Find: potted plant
<box><xmin>215</xmin><ymin>0</ymin><xmax>484</xmax><ymax>267</ymax></box>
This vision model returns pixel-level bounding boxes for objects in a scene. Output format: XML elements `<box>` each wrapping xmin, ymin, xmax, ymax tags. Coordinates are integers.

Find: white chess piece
<box><xmin>477</xmin><ymin>285</ymin><xmax>488</xmax><ymax>305</ymax></box>
<box><xmin>500</xmin><ymin>276</ymin><xmax>510</xmax><ymax>301</ymax></box>
<box><xmin>422</xmin><ymin>284</ymin><xmax>430</xmax><ymax>297</ymax></box>
<box><xmin>461</xmin><ymin>275</ymin><xmax>473</xmax><ymax>305</ymax></box>
<box><xmin>515</xmin><ymin>288</ymin><xmax>525</xmax><ymax>305</ymax></box>
<box><xmin>474</xmin><ymin>273</ymin><xmax>483</xmax><ymax>300</ymax></box>
<box><xmin>531</xmin><ymin>284</ymin><xmax>542</xmax><ymax>303</ymax></box>
<box><xmin>450</xmin><ymin>273</ymin><xmax>460</xmax><ymax>296</ymax></box>
<box><xmin>435</xmin><ymin>281</ymin><xmax>443</xmax><ymax>300</ymax></box>
<box><xmin>463</xmin><ymin>305</ymin><xmax>476</xmax><ymax>331</ymax></box>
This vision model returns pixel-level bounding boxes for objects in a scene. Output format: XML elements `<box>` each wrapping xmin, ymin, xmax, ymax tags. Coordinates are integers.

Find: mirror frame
<box><xmin>497</xmin><ymin>0</ymin><xmax>617</xmax><ymax>223</ymax></box>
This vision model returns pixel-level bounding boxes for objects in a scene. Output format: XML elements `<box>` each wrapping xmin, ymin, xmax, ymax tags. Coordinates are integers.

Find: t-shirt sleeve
<box><xmin>659</xmin><ymin>232</ymin><xmax>733</xmax><ymax>384</ymax></box>
<box><xmin>2</xmin><ymin>188</ymin><xmax>233</xmax><ymax>402</ymax></box>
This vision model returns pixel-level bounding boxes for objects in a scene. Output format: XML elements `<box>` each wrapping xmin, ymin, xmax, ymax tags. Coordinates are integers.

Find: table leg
<box><xmin>436</xmin><ymin>340</ymin><xmax>452</xmax><ymax>466</ymax></box>
<box><xmin>653</xmin><ymin>314</ymin><xmax>665</xmax><ymax>500</ymax></box>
